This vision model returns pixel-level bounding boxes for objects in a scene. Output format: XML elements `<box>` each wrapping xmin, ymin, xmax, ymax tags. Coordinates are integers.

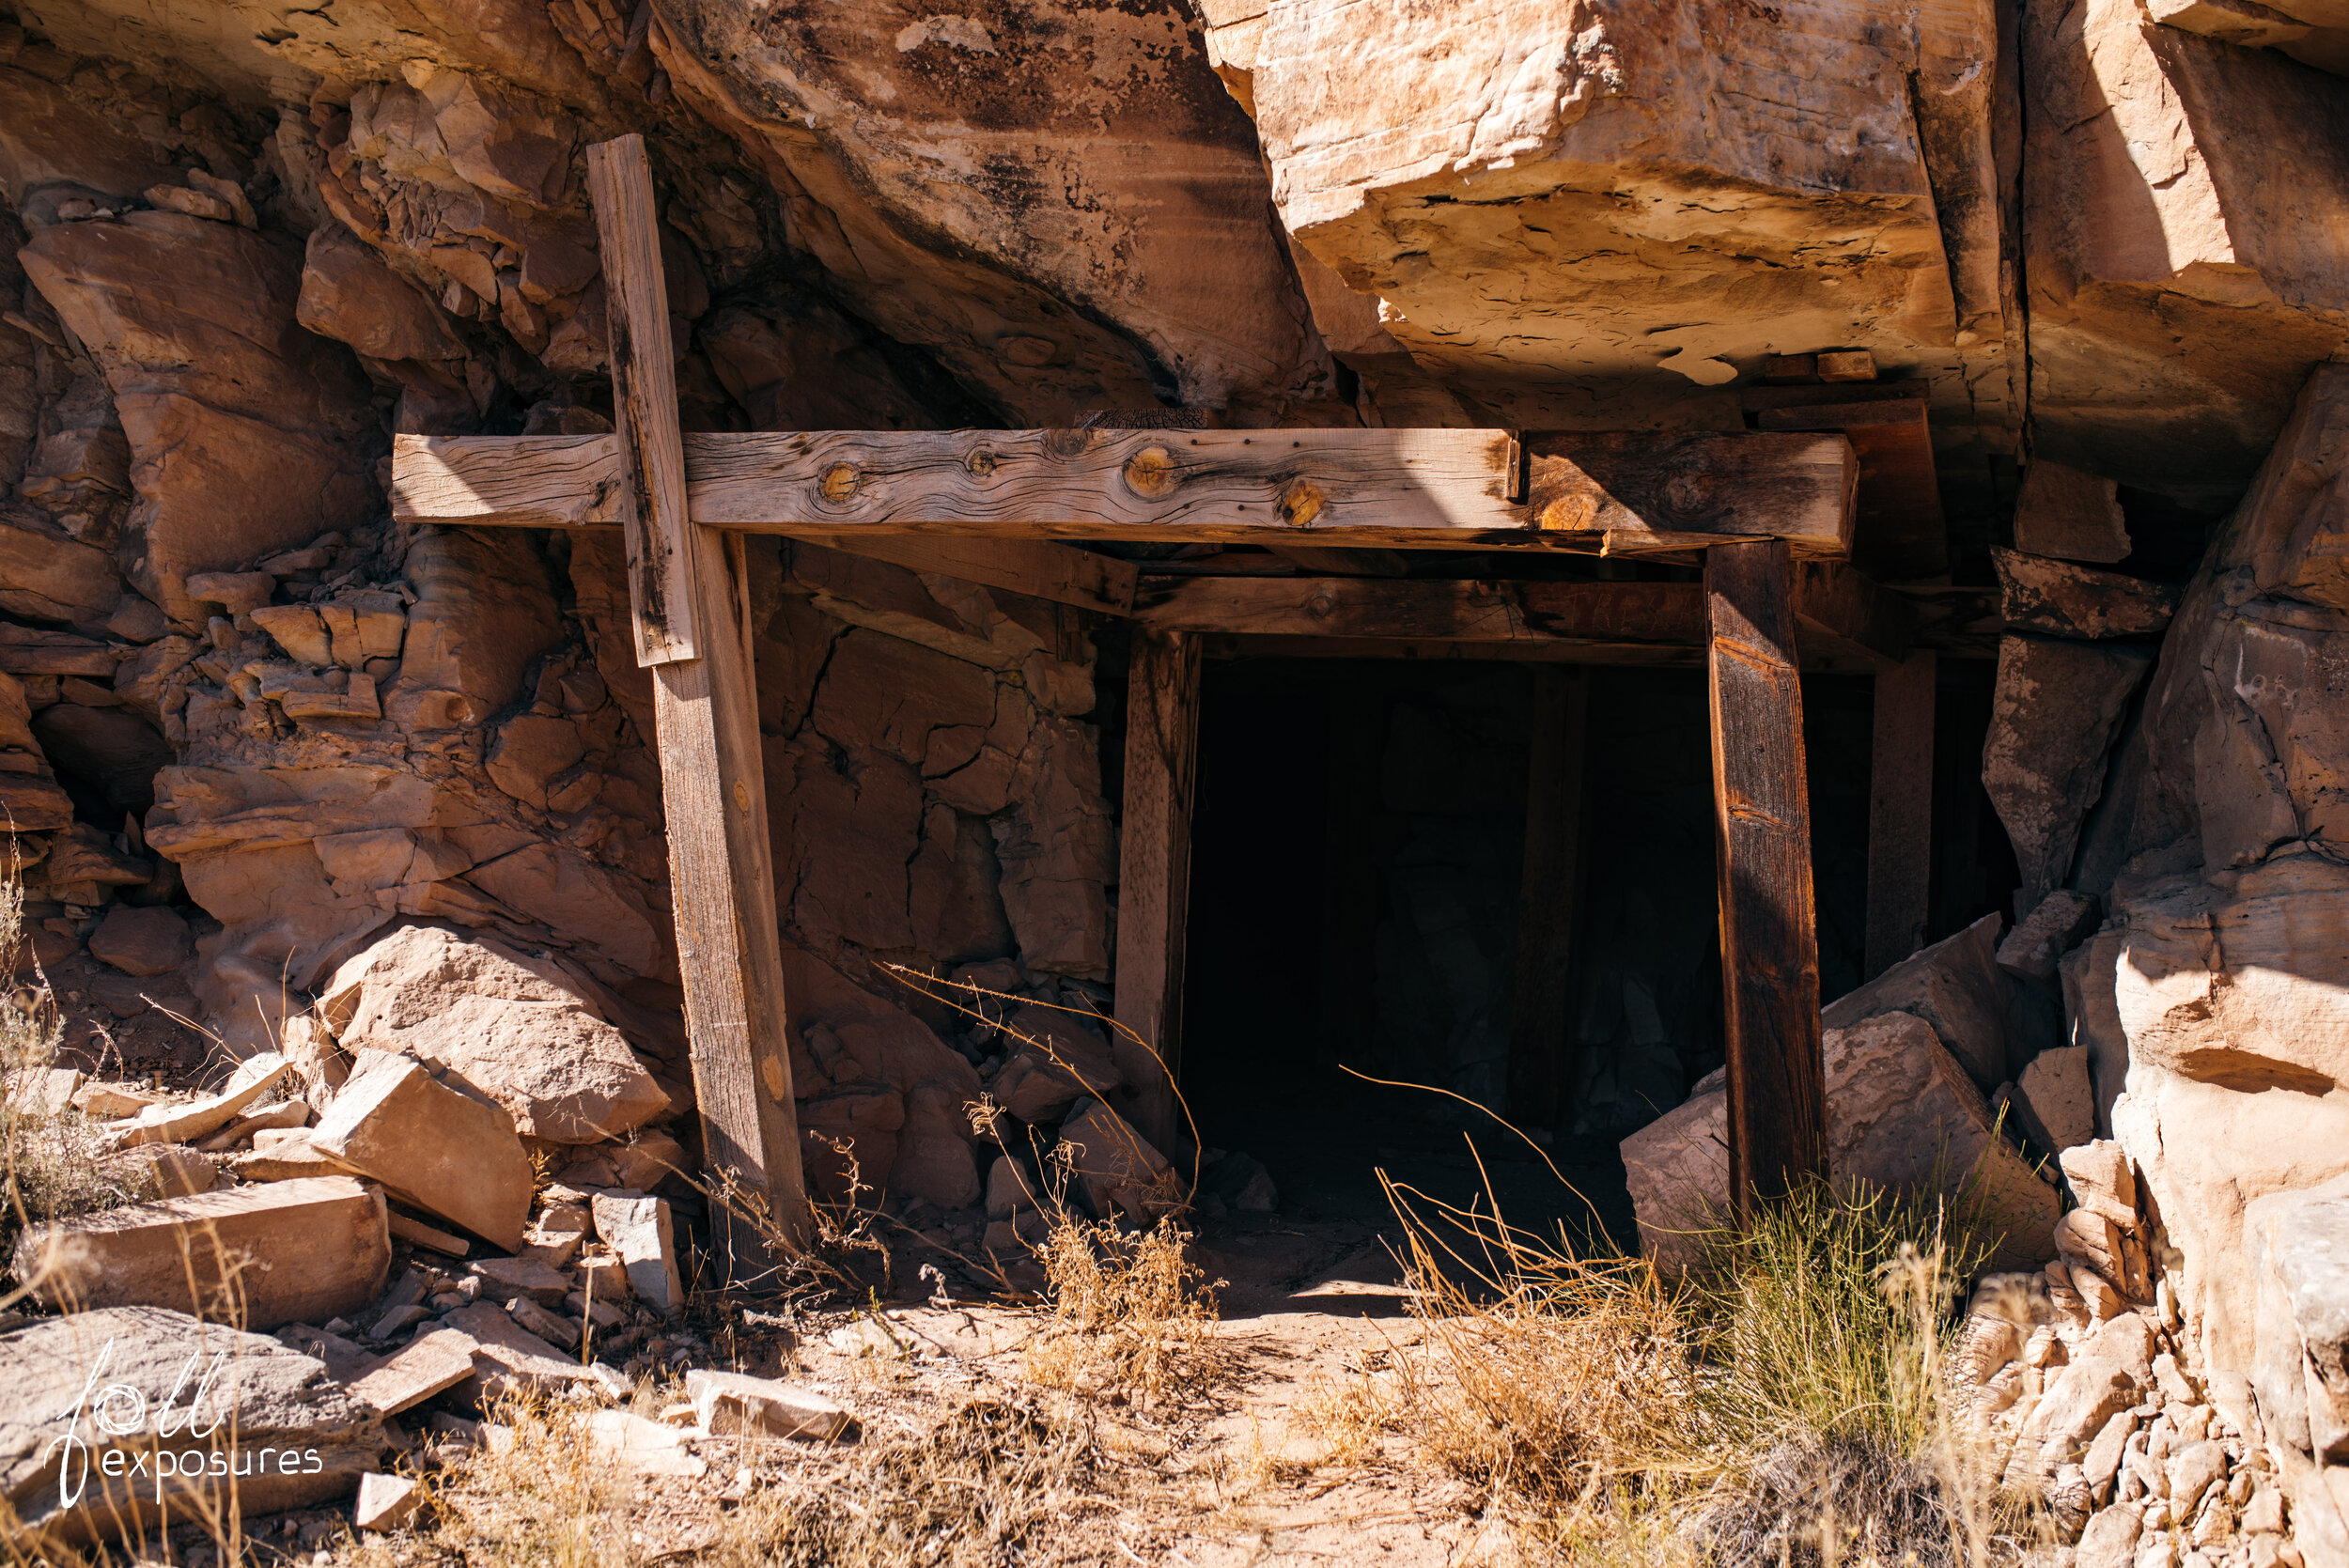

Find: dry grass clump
<box><xmin>1024</xmin><ymin>1213</ymin><xmax>1220</xmax><ymax>1412</ymax></box>
<box><xmin>361</xmin><ymin>1395</ymin><xmax>636</xmax><ymax>1568</ymax></box>
<box><xmin>0</xmin><ymin>877</ymin><xmax>137</xmax><ymax>1301</ymax></box>
<box><xmin>717</xmin><ymin>1394</ymin><xmax>1098</xmax><ymax>1568</ymax></box>
<box><xmin>1388</xmin><ymin>1162</ymin><xmax>2034</xmax><ymax>1567</ymax></box>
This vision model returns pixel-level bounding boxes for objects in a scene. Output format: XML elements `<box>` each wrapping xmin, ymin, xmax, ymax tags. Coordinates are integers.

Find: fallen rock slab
<box><xmin>1994</xmin><ymin>550</ymin><xmax>2181</xmax><ymax>642</ymax></box>
<box><xmin>591</xmin><ymin>1193</ymin><xmax>683</xmax><ymax>1312</ymax></box>
<box><xmin>1997</xmin><ymin>891</ymin><xmax>2103</xmax><ymax>983</ymax></box>
<box><xmin>113</xmin><ymin>1051</ymin><xmax>290</xmax><ymax>1148</ymax></box>
<box><xmin>308</xmin><ymin>1049</ymin><xmax>533</xmax><ymax>1252</ymax></box>
<box><xmin>344</xmin><ymin>1333</ymin><xmax>478</xmax><ymax>1417</ymax></box>
<box><xmin>469</xmin><ymin>1255</ymin><xmax>572</xmax><ymax>1306</ymax></box>
<box><xmin>1983</xmin><ymin>634</ymin><xmax>2154</xmax><ymax>904</ymax></box>
<box><xmin>86</xmin><ymin>904</ymin><xmax>194</xmax><ymax>977</ymax></box>
<box><xmin>354</xmin><ymin>1471</ymin><xmax>422</xmax><ymax>1532</ymax></box>
<box><xmin>0</xmin><ymin>1305</ymin><xmax>384</xmax><ymax>1546</ymax></box>
<box><xmin>1824</xmin><ymin>913</ymin><xmax>2010</xmax><ymax>1090</ymax></box>
<box><xmin>13</xmin><ymin>1174</ymin><xmax>388</xmax><ymax>1330</ymax></box>
<box><xmin>107</xmin><ymin>1141</ymin><xmax>218</xmax><ymax>1199</ymax></box>
<box><xmin>686</xmin><ymin>1370</ymin><xmax>853</xmax><ymax>1440</ymax></box>
<box><xmin>432</xmin><ymin>1304</ymin><xmax>596</xmax><ymax>1405</ymax></box>
<box><xmin>1623</xmin><ymin>1013</ymin><xmax>2059</xmax><ymax>1272</ymax></box>
<box><xmin>319</xmin><ymin>924</ymin><xmax>667</xmax><ymax>1143</ymax></box>
<box><xmin>1060</xmin><ymin>1097</ymin><xmax>1181</xmax><ymax>1223</ymax></box>
<box><xmin>586</xmin><ymin>1409</ymin><xmax>706</xmax><ymax>1478</ymax></box>
<box><xmin>2014</xmin><ymin>1045</ymin><xmax>2095</xmax><ymax>1157</ymax></box>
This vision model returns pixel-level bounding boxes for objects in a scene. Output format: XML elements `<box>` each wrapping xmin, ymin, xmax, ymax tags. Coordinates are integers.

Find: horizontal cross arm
<box><xmin>395</xmin><ymin>426</ymin><xmax>1856</xmax><ymax>558</ymax></box>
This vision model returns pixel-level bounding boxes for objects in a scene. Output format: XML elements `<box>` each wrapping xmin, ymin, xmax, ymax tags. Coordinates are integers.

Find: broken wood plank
<box><xmin>587</xmin><ymin>133</ymin><xmax>809</xmax><ymax>1266</ymax></box>
<box><xmin>1864</xmin><ymin>651</ymin><xmax>1937</xmax><ymax>980</ymax></box>
<box><xmin>585</xmin><ymin>140</ymin><xmax>699</xmax><ymax>666</ymax></box>
<box><xmin>1506</xmin><ymin>668</ymin><xmax>1590</xmax><ymax>1129</ymax></box>
<box><xmin>1705</xmin><ymin>538</ymin><xmax>1828</xmax><ymax>1217</ymax></box>
<box><xmin>1112</xmin><ymin>627</ymin><xmax>1203</xmax><ymax>1154</ymax></box>
<box><xmin>395</xmin><ymin>427</ymin><xmax>1860</xmax><ymax>555</ymax></box>
<box><xmin>1523</xmin><ymin>431</ymin><xmax>1857</xmax><ymax>559</ymax></box>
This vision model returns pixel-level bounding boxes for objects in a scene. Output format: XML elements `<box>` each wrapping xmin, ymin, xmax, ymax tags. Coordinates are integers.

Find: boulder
<box><xmin>0</xmin><ymin>1305</ymin><xmax>384</xmax><ymax>1546</ymax></box>
<box><xmin>354</xmin><ymin>1472</ymin><xmax>424</xmax><ymax>1533</ymax></box>
<box><xmin>0</xmin><ymin>509</ymin><xmax>123</xmax><ymax>625</ymax></box>
<box><xmin>86</xmin><ymin>904</ymin><xmax>192</xmax><ymax>977</ymax></box>
<box><xmin>1204</xmin><ymin>0</ymin><xmax>2015</xmax><ymax>446</ymax></box>
<box><xmin>590</xmin><ymin>1192</ymin><xmax>684</xmax><ymax>1312</ymax></box>
<box><xmin>988</xmin><ymin>1004</ymin><xmax>1125</xmax><ymax>1123</ymax></box>
<box><xmin>1997</xmin><ymin>890</ymin><xmax>2103</xmax><ymax>983</ymax></box>
<box><xmin>2021</xmin><ymin>0</ymin><xmax>2349</xmax><ymax>498</ymax></box>
<box><xmin>114</xmin><ymin>1051</ymin><xmax>291</xmax><ymax>1147</ymax></box>
<box><xmin>18</xmin><ymin>212</ymin><xmax>377</xmax><ymax>623</ymax></box>
<box><xmin>319</xmin><ymin>924</ymin><xmax>666</xmax><ymax>1143</ymax></box>
<box><xmin>686</xmin><ymin>1369</ymin><xmax>853</xmax><ymax>1441</ymax></box>
<box><xmin>1059</xmin><ymin>1097</ymin><xmax>1181</xmax><ymax>1224</ymax></box>
<box><xmin>295</xmin><ymin>225</ymin><xmax>466</xmax><ymax>365</ymax></box>
<box><xmin>2013</xmin><ymin>1045</ymin><xmax>2096</xmax><ymax>1156</ymax></box>
<box><xmin>382</xmin><ymin>529</ymin><xmax>564</xmax><ymax>728</ymax></box>
<box><xmin>1995</xmin><ymin>550</ymin><xmax>2181</xmax><ymax>642</ymax></box>
<box><xmin>1983</xmin><ymin>635</ymin><xmax>2155</xmax><ymax>904</ymax></box>
<box><xmin>653</xmin><ymin>1</ymin><xmax>1324</xmax><ymax>425</ymax></box>
<box><xmin>1622</xmin><ymin>1012</ymin><xmax>2059</xmax><ymax>1273</ymax></box>
<box><xmin>12</xmin><ymin>1175</ymin><xmax>387</xmax><ymax>1331</ymax></box>
<box><xmin>2247</xmin><ymin>1175</ymin><xmax>2349</xmax><ymax>1464</ymax></box>
<box><xmin>307</xmin><ymin>1049</ymin><xmax>534</xmax><ymax>1252</ymax></box>
<box><xmin>2010</xmin><ymin>464</ymin><xmax>2130</xmax><ymax>565</ymax></box>
<box><xmin>1824</xmin><ymin>913</ymin><xmax>2011</xmax><ymax>1089</ymax></box>
<box><xmin>888</xmin><ymin>1079</ymin><xmax>981</xmax><ymax>1210</ymax></box>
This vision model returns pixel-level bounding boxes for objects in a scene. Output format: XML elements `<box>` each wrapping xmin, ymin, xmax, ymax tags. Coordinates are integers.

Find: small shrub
<box><xmin>1024</xmin><ymin>1212</ymin><xmax>1219</xmax><ymax>1412</ymax></box>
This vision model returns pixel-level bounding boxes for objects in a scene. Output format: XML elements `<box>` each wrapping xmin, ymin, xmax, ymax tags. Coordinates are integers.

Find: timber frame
<box><xmin>389</xmin><ymin>135</ymin><xmax>1957</xmax><ymax>1260</ymax></box>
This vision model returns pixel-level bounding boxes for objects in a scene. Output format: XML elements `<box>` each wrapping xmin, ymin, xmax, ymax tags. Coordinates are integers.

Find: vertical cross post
<box><xmin>1112</xmin><ymin>627</ymin><xmax>1203</xmax><ymax>1154</ymax></box>
<box><xmin>586</xmin><ymin>134</ymin><xmax>810</xmax><ymax>1270</ymax></box>
<box><xmin>1864</xmin><ymin>651</ymin><xmax>1937</xmax><ymax>980</ymax></box>
<box><xmin>1704</xmin><ymin>539</ymin><xmax>1828</xmax><ymax>1219</ymax></box>
<box><xmin>1506</xmin><ymin>667</ymin><xmax>1590</xmax><ymax>1130</ymax></box>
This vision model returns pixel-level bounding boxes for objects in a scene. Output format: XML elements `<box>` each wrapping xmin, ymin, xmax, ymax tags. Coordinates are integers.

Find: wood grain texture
<box><xmin>1524</xmin><ymin>431</ymin><xmax>1857</xmax><ymax>559</ymax></box>
<box><xmin>1705</xmin><ymin>539</ymin><xmax>1828</xmax><ymax>1218</ymax></box>
<box><xmin>587</xmin><ymin>134</ymin><xmax>809</xmax><ymax>1266</ymax></box>
<box><xmin>1112</xmin><ymin>628</ymin><xmax>1203</xmax><ymax>1153</ymax></box>
<box><xmin>1864</xmin><ymin>651</ymin><xmax>1937</xmax><ymax>981</ymax></box>
<box><xmin>687</xmin><ymin>427</ymin><xmax>1522</xmax><ymax>546</ymax></box>
<box><xmin>391</xmin><ymin>433</ymin><xmax>625</xmax><ymax>527</ymax></box>
<box><xmin>1201</xmin><ymin>635</ymin><xmax>1703</xmax><ymax>666</ymax></box>
<box><xmin>394</xmin><ymin>428</ymin><xmax>1859</xmax><ymax>555</ymax></box>
<box><xmin>1506</xmin><ymin>668</ymin><xmax>1590</xmax><ymax>1129</ymax></box>
<box><xmin>585</xmin><ymin>137</ymin><xmax>698</xmax><ymax>666</ymax></box>
<box><xmin>1137</xmin><ymin>576</ymin><xmax>1708</xmax><ymax>645</ymax></box>
<box><xmin>1753</xmin><ymin>393</ymin><xmax>1946</xmax><ymax>581</ymax></box>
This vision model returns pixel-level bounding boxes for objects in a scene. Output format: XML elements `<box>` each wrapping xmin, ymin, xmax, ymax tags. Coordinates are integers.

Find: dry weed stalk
<box><xmin>1023</xmin><ymin>1209</ymin><xmax>1218</xmax><ymax>1412</ymax></box>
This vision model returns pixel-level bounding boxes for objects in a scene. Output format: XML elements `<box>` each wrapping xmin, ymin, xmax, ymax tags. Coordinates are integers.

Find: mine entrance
<box><xmin>1175</xmin><ymin>654</ymin><xmax>1954</xmax><ymax>1251</ymax></box>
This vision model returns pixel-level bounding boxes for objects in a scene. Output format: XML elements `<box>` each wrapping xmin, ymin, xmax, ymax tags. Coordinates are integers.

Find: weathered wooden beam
<box><xmin>1112</xmin><ymin>628</ymin><xmax>1203</xmax><ymax>1154</ymax></box>
<box><xmin>586</xmin><ymin>134</ymin><xmax>810</xmax><ymax>1265</ymax></box>
<box><xmin>1135</xmin><ymin>576</ymin><xmax>1709</xmax><ymax>645</ymax></box>
<box><xmin>1506</xmin><ymin>668</ymin><xmax>1590</xmax><ymax>1129</ymax></box>
<box><xmin>692</xmin><ymin>427</ymin><xmax>1523</xmax><ymax>546</ymax></box>
<box><xmin>815</xmin><ymin>535</ymin><xmax>1139</xmax><ymax>617</ymax></box>
<box><xmin>1524</xmin><ymin>431</ymin><xmax>1857</xmax><ymax>559</ymax></box>
<box><xmin>1705</xmin><ymin>538</ymin><xmax>1828</xmax><ymax>1217</ymax></box>
<box><xmin>1792</xmin><ymin>561</ymin><xmax>1917</xmax><ymax>666</ymax></box>
<box><xmin>1747</xmin><ymin>382</ymin><xmax>1946</xmax><ymax>581</ymax></box>
<box><xmin>1864</xmin><ymin>651</ymin><xmax>1937</xmax><ymax>980</ymax></box>
<box><xmin>394</xmin><ymin>426</ymin><xmax>1860</xmax><ymax>556</ymax></box>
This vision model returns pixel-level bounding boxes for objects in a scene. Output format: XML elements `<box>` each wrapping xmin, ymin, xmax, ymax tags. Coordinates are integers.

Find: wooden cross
<box><xmin>393</xmin><ymin>134</ymin><xmax>1876</xmax><ymax>1250</ymax></box>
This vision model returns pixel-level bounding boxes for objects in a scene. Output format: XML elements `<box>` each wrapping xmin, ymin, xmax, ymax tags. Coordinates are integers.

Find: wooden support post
<box><xmin>1506</xmin><ymin>668</ymin><xmax>1591</xmax><ymax>1130</ymax></box>
<box><xmin>1864</xmin><ymin>651</ymin><xmax>1937</xmax><ymax>979</ymax></box>
<box><xmin>586</xmin><ymin>134</ymin><xmax>810</xmax><ymax>1269</ymax></box>
<box><xmin>1704</xmin><ymin>539</ymin><xmax>1828</xmax><ymax>1219</ymax></box>
<box><xmin>1112</xmin><ymin>628</ymin><xmax>1203</xmax><ymax>1153</ymax></box>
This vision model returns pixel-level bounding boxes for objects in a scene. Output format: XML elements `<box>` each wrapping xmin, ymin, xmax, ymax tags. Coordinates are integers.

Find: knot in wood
<box><xmin>1664</xmin><ymin>471</ymin><xmax>1719</xmax><ymax>515</ymax></box>
<box><xmin>965</xmin><ymin>445</ymin><xmax>998</xmax><ymax>479</ymax></box>
<box><xmin>1306</xmin><ymin>591</ymin><xmax>1337</xmax><ymax>620</ymax></box>
<box><xmin>1278</xmin><ymin>478</ymin><xmax>1326</xmax><ymax>528</ymax></box>
<box><xmin>733</xmin><ymin>779</ymin><xmax>751</xmax><ymax>813</ymax></box>
<box><xmin>817</xmin><ymin>462</ymin><xmax>861</xmax><ymax>505</ymax></box>
<box><xmin>1536</xmin><ymin>491</ymin><xmax>1597</xmax><ymax>531</ymax></box>
<box><xmin>1123</xmin><ymin>444</ymin><xmax>1178</xmax><ymax>501</ymax></box>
